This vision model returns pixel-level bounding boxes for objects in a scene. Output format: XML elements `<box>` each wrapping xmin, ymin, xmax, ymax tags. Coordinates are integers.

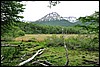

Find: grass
<box><xmin>14</xmin><ymin>34</ymin><xmax>79</xmax><ymax>42</ymax></box>
<box><xmin>14</xmin><ymin>34</ymin><xmax>95</xmax><ymax>42</ymax></box>
<box><xmin>68</xmin><ymin>50</ymin><xmax>99</xmax><ymax>66</ymax></box>
<box><xmin>1</xmin><ymin>34</ymin><xmax>99</xmax><ymax>66</ymax></box>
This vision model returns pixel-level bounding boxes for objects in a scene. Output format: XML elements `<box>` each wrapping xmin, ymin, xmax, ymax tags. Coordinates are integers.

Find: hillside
<box><xmin>32</xmin><ymin>12</ymin><xmax>83</xmax><ymax>26</ymax></box>
<box><xmin>34</xmin><ymin>20</ymin><xmax>83</xmax><ymax>26</ymax></box>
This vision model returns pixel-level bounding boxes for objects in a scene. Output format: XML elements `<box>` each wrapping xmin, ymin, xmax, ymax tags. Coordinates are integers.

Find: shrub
<box><xmin>1</xmin><ymin>47</ymin><xmax>19</xmax><ymax>60</ymax></box>
<box><xmin>1</xmin><ymin>26</ymin><xmax>25</xmax><ymax>41</ymax></box>
<box><xmin>1</xmin><ymin>33</ymin><xmax>14</xmax><ymax>41</ymax></box>
<box><xmin>17</xmin><ymin>30</ymin><xmax>25</xmax><ymax>36</ymax></box>
<box><xmin>65</xmin><ymin>35</ymin><xmax>99</xmax><ymax>51</ymax></box>
<box><xmin>45</xmin><ymin>35</ymin><xmax>64</xmax><ymax>47</ymax></box>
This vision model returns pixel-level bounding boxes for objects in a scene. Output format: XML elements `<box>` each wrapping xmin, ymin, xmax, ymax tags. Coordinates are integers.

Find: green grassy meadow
<box><xmin>1</xmin><ymin>34</ymin><xmax>99</xmax><ymax>66</ymax></box>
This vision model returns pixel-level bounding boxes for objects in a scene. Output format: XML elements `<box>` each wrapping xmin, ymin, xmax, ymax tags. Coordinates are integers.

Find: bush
<box><xmin>1</xmin><ymin>26</ymin><xmax>25</xmax><ymax>41</ymax></box>
<box><xmin>1</xmin><ymin>33</ymin><xmax>14</xmax><ymax>41</ymax></box>
<box><xmin>65</xmin><ymin>35</ymin><xmax>99</xmax><ymax>51</ymax></box>
<box><xmin>45</xmin><ymin>35</ymin><xmax>64</xmax><ymax>47</ymax></box>
<box><xmin>17</xmin><ymin>30</ymin><xmax>25</xmax><ymax>36</ymax></box>
<box><xmin>1</xmin><ymin>47</ymin><xmax>19</xmax><ymax>60</ymax></box>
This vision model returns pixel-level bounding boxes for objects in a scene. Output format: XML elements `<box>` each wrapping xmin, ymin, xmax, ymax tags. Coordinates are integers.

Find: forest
<box><xmin>1</xmin><ymin>1</ymin><xmax>99</xmax><ymax>66</ymax></box>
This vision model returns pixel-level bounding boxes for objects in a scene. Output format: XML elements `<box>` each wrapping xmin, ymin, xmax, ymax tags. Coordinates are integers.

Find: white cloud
<box><xmin>20</xmin><ymin>1</ymin><xmax>99</xmax><ymax>21</ymax></box>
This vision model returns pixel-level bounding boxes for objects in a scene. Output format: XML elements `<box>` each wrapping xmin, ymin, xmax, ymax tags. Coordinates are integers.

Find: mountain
<box><xmin>33</xmin><ymin>12</ymin><xmax>83</xmax><ymax>26</ymax></box>
<box><xmin>36</xmin><ymin>12</ymin><xmax>64</xmax><ymax>22</ymax></box>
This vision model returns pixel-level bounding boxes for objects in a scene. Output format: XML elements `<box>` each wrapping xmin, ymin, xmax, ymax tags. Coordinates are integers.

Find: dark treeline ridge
<box><xmin>16</xmin><ymin>22</ymin><xmax>88</xmax><ymax>34</ymax></box>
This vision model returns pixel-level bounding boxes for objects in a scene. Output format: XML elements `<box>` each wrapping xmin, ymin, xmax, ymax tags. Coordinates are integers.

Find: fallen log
<box><xmin>1</xmin><ymin>44</ymin><xmax>20</xmax><ymax>47</ymax></box>
<box><xmin>18</xmin><ymin>48</ymin><xmax>45</xmax><ymax>66</ymax></box>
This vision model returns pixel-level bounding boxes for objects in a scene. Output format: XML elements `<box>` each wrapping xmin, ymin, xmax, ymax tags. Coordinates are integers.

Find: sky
<box><xmin>20</xmin><ymin>1</ymin><xmax>99</xmax><ymax>21</ymax></box>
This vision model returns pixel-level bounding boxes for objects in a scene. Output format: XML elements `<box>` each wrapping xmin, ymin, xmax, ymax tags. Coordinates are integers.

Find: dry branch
<box><xmin>62</xmin><ymin>33</ymin><xmax>69</xmax><ymax>66</ymax></box>
<box><xmin>32</xmin><ymin>60</ymin><xmax>53</xmax><ymax>66</ymax></box>
<box><xmin>18</xmin><ymin>48</ymin><xmax>45</xmax><ymax>66</ymax></box>
<box><xmin>20</xmin><ymin>53</ymin><xmax>27</xmax><ymax>60</ymax></box>
<box><xmin>39</xmin><ymin>63</ymin><xmax>49</xmax><ymax>66</ymax></box>
<box><xmin>64</xmin><ymin>44</ymin><xmax>69</xmax><ymax>66</ymax></box>
<box><xmin>1</xmin><ymin>55</ymin><xmax>4</xmax><ymax>63</ymax></box>
<box><xmin>1</xmin><ymin>55</ymin><xmax>4</xmax><ymax>61</ymax></box>
<box><xmin>32</xmin><ymin>61</ymin><xmax>49</xmax><ymax>66</ymax></box>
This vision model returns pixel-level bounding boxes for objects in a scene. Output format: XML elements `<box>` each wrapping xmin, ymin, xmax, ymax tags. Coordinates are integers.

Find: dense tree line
<box><xmin>15</xmin><ymin>22</ymin><xmax>88</xmax><ymax>34</ymax></box>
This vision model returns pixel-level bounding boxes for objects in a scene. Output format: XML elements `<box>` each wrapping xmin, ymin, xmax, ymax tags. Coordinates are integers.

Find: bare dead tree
<box><xmin>62</xmin><ymin>28</ymin><xmax>69</xmax><ymax>66</ymax></box>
